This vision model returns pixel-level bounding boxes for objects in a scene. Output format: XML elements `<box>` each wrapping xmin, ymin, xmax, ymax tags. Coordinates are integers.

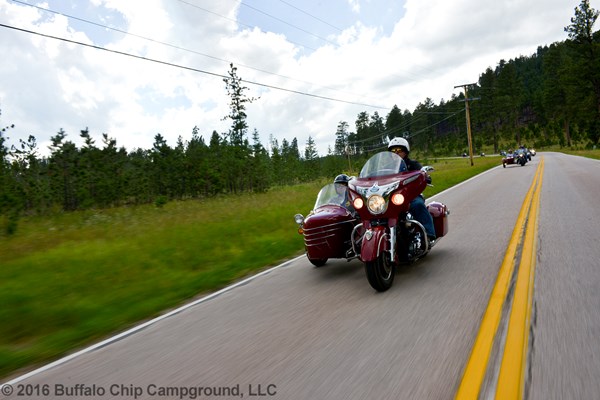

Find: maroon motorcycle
<box><xmin>347</xmin><ymin>151</ymin><xmax>449</xmax><ymax>291</ymax></box>
<box><xmin>294</xmin><ymin>183</ymin><xmax>360</xmax><ymax>267</ymax></box>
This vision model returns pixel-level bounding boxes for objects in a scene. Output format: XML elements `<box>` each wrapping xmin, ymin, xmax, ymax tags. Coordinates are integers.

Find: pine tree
<box><xmin>334</xmin><ymin>121</ymin><xmax>350</xmax><ymax>156</ymax></box>
<box><xmin>564</xmin><ymin>0</ymin><xmax>600</xmax><ymax>143</ymax></box>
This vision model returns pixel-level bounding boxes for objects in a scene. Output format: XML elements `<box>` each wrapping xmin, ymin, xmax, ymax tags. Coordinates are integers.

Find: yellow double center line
<box><xmin>456</xmin><ymin>157</ymin><xmax>545</xmax><ymax>400</ymax></box>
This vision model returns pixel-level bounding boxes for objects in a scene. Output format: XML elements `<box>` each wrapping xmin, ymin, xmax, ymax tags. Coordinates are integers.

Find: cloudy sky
<box><xmin>0</xmin><ymin>0</ymin><xmax>597</xmax><ymax>157</ymax></box>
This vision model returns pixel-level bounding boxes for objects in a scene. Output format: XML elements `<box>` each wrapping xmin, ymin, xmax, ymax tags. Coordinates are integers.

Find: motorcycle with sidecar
<box><xmin>294</xmin><ymin>152</ymin><xmax>449</xmax><ymax>292</ymax></box>
<box><xmin>502</xmin><ymin>149</ymin><xmax>527</xmax><ymax>167</ymax></box>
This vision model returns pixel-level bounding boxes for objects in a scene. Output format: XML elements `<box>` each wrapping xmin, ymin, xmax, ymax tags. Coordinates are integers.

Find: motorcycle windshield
<box><xmin>358</xmin><ymin>152</ymin><xmax>407</xmax><ymax>178</ymax></box>
<box><xmin>314</xmin><ymin>183</ymin><xmax>349</xmax><ymax>209</ymax></box>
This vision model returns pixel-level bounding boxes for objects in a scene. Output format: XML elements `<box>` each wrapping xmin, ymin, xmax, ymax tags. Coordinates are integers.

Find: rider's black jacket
<box><xmin>404</xmin><ymin>157</ymin><xmax>431</xmax><ymax>185</ymax></box>
<box><xmin>404</xmin><ymin>157</ymin><xmax>422</xmax><ymax>171</ymax></box>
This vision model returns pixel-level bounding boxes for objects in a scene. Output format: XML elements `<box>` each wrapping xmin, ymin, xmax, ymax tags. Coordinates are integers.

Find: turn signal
<box><xmin>391</xmin><ymin>193</ymin><xmax>405</xmax><ymax>205</ymax></box>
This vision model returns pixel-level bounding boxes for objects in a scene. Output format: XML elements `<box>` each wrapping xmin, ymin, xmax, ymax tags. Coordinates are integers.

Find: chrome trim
<box><xmin>356</xmin><ymin>181</ymin><xmax>400</xmax><ymax>199</ymax></box>
<box><xmin>351</xmin><ymin>224</ymin><xmax>364</xmax><ymax>257</ymax></box>
<box><xmin>303</xmin><ymin>226</ymin><xmax>347</xmax><ymax>238</ymax></box>
<box><xmin>402</xmin><ymin>174</ymin><xmax>420</xmax><ymax>185</ymax></box>
<box><xmin>305</xmin><ymin>235</ymin><xmax>336</xmax><ymax>242</ymax></box>
<box><xmin>302</xmin><ymin>219</ymin><xmax>354</xmax><ymax>233</ymax></box>
<box><xmin>381</xmin><ymin>182</ymin><xmax>400</xmax><ymax>197</ymax></box>
<box><xmin>406</xmin><ymin>219</ymin><xmax>431</xmax><ymax>255</ymax></box>
<box><xmin>377</xmin><ymin>232</ymin><xmax>389</xmax><ymax>258</ymax></box>
<box><xmin>389</xmin><ymin>225</ymin><xmax>396</xmax><ymax>262</ymax></box>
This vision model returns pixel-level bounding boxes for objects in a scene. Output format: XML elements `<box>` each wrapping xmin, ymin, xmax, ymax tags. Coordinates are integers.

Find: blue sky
<box><xmin>237</xmin><ymin>0</ymin><xmax>406</xmax><ymax>54</ymax></box>
<box><xmin>1</xmin><ymin>0</ymin><xmax>597</xmax><ymax>156</ymax></box>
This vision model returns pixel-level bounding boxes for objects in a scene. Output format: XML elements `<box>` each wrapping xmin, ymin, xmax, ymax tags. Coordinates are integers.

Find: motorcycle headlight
<box><xmin>367</xmin><ymin>194</ymin><xmax>387</xmax><ymax>214</ymax></box>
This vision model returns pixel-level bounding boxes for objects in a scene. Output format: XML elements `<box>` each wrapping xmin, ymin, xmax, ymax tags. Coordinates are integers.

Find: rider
<box><xmin>387</xmin><ymin>137</ymin><xmax>436</xmax><ymax>243</ymax></box>
<box><xmin>333</xmin><ymin>174</ymin><xmax>357</xmax><ymax>216</ymax></box>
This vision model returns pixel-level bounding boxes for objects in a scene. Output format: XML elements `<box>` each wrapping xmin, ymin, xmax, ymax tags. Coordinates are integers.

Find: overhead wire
<box><xmin>10</xmin><ymin>0</ymin><xmax>388</xmax><ymax>107</ymax></box>
<box><xmin>276</xmin><ymin>0</ymin><xmax>344</xmax><ymax>32</ymax></box>
<box><xmin>0</xmin><ymin>22</ymin><xmax>388</xmax><ymax>110</ymax></box>
<box><xmin>5</xmin><ymin>0</ymin><xmax>465</xmax><ymax>136</ymax></box>
<box><xmin>14</xmin><ymin>0</ymin><xmax>441</xmax><ymax>101</ymax></box>
<box><xmin>239</xmin><ymin>1</ymin><xmax>339</xmax><ymax>47</ymax></box>
<box><xmin>231</xmin><ymin>0</ymin><xmax>438</xmax><ymax>82</ymax></box>
<box><xmin>272</xmin><ymin>0</ymin><xmax>439</xmax><ymax>80</ymax></box>
<box><xmin>344</xmin><ymin>107</ymin><xmax>465</xmax><ymax>150</ymax></box>
<box><xmin>174</xmin><ymin>0</ymin><xmax>320</xmax><ymax>52</ymax></box>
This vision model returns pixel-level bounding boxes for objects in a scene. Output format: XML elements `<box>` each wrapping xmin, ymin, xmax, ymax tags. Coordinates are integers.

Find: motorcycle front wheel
<box><xmin>365</xmin><ymin>253</ymin><xmax>395</xmax><ymax>292</ymax></box>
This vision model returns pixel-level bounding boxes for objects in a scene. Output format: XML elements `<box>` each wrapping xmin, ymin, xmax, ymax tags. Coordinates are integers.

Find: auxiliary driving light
<box><xmin>353</xmin><ymin>198</ymin><xmax>364</xmax><ymax>210</ymax></box>
<box><xmin>391</xmin><ymin>193</ymin><xmax>405</xmax><ymax>205</ymax></box>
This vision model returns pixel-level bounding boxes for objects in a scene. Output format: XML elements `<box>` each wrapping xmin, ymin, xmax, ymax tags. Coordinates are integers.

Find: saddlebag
<box><xmin>427</xmin><ymin>201</ymin><xmax>449</xmax><ymax>238</ymax></box>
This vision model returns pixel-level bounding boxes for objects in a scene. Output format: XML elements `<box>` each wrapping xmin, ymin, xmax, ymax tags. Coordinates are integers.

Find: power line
<box><xmin>0</xmin><ymin>22</ymin><xmax>388</xmax><ymax>110</ymax></box>
<box><xmin>174</xmin><ymin>0</ymin><xmax>320</xmax><ymax>52</ymax></box>
<box><xmin>349</xmin><ymin>113</ymin><xmax>428</xmax><ymax>145</ymax></box>
<box><xmin>276</xmin><ymin>0</ymin><xmax>344</xmax><ymax>32</ymax></box>
<box><xmin>10</xmin><ymin>0</ymin><xmax>386</xmax><ymax>106</ymax></box>
<box><xmin>240</xmin><ymin>1</ymin><xmax>339</xmax><ymax>47</ymax></box>
<box><xmin>407</xmin><ymin>108</ymin><xmax>466</xmax><ymax>139</ymax></box>
<box><xmin>211</xmin><ymin>0</ymin><xmax>438</xmax><ymax>84</ymax></box>
<box><xmin>346</xmin><ymin>107</ymin><xmax>465</xmax><ymax>148</ymax></box>
<box><xmin>201</xmin><ymin>0</ymin><xmax>440</xmax><ymax>86</ymax></box>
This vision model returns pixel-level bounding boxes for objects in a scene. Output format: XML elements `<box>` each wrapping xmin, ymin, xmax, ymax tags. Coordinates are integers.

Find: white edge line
<box><xmin>1</xmin><ymin>255</ymin><xmax>304</xmax><ymax>386</ymax></box>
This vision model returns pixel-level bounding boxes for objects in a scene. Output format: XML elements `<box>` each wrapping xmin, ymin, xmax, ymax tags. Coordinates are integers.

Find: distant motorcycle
<box><xmin>502</xmin><ymin>150</ymin><xmax>527</xmax><ymax>167</ymax></box>
<box><xmin>347</xmin><ymin>152</ymin><xmax>449</xmax><ymax>291</ymax></box>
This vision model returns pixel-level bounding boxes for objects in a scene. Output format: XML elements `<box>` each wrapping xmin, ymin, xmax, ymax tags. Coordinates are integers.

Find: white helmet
<box><xmin>388</xmin><ymin>137</ymin><xmax>410</xmax><ymax>153</ymax></box>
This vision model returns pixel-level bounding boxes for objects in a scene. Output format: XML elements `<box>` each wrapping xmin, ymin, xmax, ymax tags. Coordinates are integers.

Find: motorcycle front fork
<box><xmin>389</xmin><ymin>225</ymin><xmax>397</xmax><ymax>263</ymax></box>
<box><xmin>352</xmin><ymin>219</ymin><xmax>429</xmax><ymax>263</ymax></box>
<box><xmin>350</xmin><ymin>223</ymin><xmax>364</xmax><ymax>259</ymax></box>
<box><xmin>351</xmin><ymin>223</ymin><xmax>397</xmax><ymax>262</ymax></box>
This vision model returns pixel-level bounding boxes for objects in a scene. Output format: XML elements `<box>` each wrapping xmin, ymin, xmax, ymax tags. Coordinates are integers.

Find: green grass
<box><xmin>0</xmin><ymin>149</ymin><xmax>595</xmax><ymax>379</ymax></box>
<box><xmin>419</xmin><ymin>156</ymin><xmax>503</xmax><ymax>197</ymax></box>
<box><xmin>1</xmin><ymin>182</ymin><xmax>324</xmax><ymax>378</ymax></box>
<box><xmin>541</xmin><ymin>146</ymin><xmax>600</xmax><ymax>160</ymax></box>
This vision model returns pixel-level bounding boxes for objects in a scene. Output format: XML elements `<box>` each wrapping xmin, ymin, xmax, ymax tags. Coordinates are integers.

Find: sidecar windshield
<box><xmin>359</xmin><ymin>152</ymin><xmax>407</xmax><ymax>178</ymax></box>
<box><xmin>314</xmin><ymin>183</ymin><xmax>348</xmax><ymax>209</ymax></box>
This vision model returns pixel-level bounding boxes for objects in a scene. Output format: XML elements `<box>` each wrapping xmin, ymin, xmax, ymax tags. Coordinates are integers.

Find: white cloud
<box><xmin>347</xmin><ymin>0</ymin><xmax>361</xmax><ymax>14</ymax></box>
<box><xmin>0</xmin><ymin>0</ymin><xmax>597</xmax><ymax>157</ymax></box>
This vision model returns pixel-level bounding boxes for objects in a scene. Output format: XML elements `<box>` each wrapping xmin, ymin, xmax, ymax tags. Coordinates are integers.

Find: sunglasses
<box><xmin>391</xmin><ymin>147</ymin><xmax>407</xmax><ymax>154</ymax></box>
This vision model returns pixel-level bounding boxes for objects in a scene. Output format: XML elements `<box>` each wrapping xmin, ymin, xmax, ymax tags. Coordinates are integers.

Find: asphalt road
<box><xmin>1</xmin><ymin>152</ymin><xmax>599</xmax><ymax>400</ymax></box>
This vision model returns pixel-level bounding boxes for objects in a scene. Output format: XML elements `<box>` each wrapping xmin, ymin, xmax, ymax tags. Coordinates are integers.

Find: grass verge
<box><xmin>1</xmin><ymin>182</ymin><xmax>324</xmax><ymax>379</ymax></box>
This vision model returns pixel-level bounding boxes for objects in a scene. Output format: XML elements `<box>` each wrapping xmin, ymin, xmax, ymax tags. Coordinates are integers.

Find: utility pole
<box><xmin>454</xmin><ymin>83</ymin><xmax>479</xmax><ymax>166</ymax></box>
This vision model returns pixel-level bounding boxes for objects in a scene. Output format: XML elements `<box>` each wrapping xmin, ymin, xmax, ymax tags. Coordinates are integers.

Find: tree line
<box><xmin>333</xmin><ymin>0</ymin><xmax>600</xmax><ymax>157</ymax></box>
<box><xmin>1</xmin><ymin>0</ymin><xmax>599</xmax><ymax>235</ymax></box>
